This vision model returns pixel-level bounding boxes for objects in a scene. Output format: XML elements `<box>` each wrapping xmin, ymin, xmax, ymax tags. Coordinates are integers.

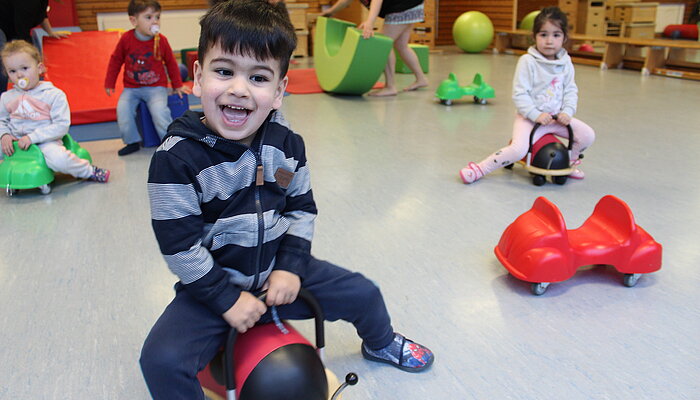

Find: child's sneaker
<box><xmin>569</xmin><ymin>159</ymin><xmax>584</xmax><ymax>180</ymax></box>
<box><xmin>118</xmin><ymin>142</ymin><xmax>140</xmax><ymax>156</ymax></box>
<box><xmin>89</xmin><ymin>166</ymin><xmax>110</xmax><ymax>183</ymax></box>
<box><xmin>459</xmin><ymin>162</ymin><xmax>484</xmax><ymax>184</ymax></box>
<box><xmin>361</xmin><ymin>333</ymin><xmax>434</xmax><ymax>372</ymax></box>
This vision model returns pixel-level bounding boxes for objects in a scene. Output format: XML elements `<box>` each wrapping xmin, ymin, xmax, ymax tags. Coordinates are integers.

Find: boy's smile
<box><xmin>2</xmin><ymin>52</ymin><xmax>44</xmax><ymax>91</ymax></box>
<box><xmin>193</xmin><ymin>45</ymin><xmax>287</xmax><ymax>144</ymax></box>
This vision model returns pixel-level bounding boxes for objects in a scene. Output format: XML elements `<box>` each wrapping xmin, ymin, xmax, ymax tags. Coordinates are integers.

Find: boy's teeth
<box><xmin>222</xmin><ymin>105</ymin><xmax>249</xmax><ymax>121</ymax></box>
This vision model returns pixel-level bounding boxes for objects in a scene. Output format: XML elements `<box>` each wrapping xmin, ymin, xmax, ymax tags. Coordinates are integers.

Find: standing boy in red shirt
<box><xmin>104</xmin><ymin>0</ymin><xmax>191</xmax><ymax>156</ymax></box>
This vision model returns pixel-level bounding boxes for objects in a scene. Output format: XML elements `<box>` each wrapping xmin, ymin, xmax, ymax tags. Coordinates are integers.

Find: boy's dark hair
<box><xmin>198</xmin><ymin>0</ymin><xmax>297</xmax><ymax>76</ymax></box>
<box><xmin>128</xmin><ymin>0</ymin><xmax>162</xmax><ymax>16</ymax></box>
<box><xmin>533</xmin><ymin>6</ymin><xmax>568</xmax><ymax>38</ymax></box>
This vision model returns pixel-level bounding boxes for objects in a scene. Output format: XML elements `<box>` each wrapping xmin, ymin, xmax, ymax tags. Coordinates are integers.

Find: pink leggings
<box><xmin>476</xmin><ymin>114</ymin><xmax>595</xmax><ymax>176</ymax></box>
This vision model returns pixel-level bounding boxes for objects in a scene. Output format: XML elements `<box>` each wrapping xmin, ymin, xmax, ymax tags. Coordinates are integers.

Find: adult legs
<box><xmin>369</xmin><ymin>24</ymin><xmax>407</xmax><ymax>97</ymax></box>
<box><xmin>393</xmin><ymin>25</ymin><xmax>428</xmax><ymax>91</ymax></box>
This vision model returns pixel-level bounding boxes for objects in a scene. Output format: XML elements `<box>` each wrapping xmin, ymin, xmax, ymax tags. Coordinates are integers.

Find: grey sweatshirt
<box><xmin>512</xmin><ymin>46</ymin><xmax>578</xmax><ymax>122</ymax></box>
<box><xmin>0</xmin><ymin>81</ymin><xmax>70</xmax><ymax>144</ymax></box>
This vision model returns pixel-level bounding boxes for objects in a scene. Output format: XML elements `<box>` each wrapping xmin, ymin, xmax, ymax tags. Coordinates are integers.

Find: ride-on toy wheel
<box><xmin>39</xmin><ymin>184</ymin><xmax>51</xmax><ymax>195</ymax></box>
<box><xmin>440</xmin><ymin>99</ymin><xmax>453</xmax><ymax>106</ymax></box>
<box><xmin>552</xmin><ymin>175</ymin><xmax>568</xmax><ymax>185</ymax></box>
<box><xmin>532</xmin><ymin>175</ymin><xmax>546</xmax><ymax>186</ymax></box>
<box><xmin>623</xmin><ymin>273</ymin><xmax>641</xmax><ymax>287</ymax></box>
<box><xmin>531</xmin><ymin>282</ymin><xmax>550</xmax><ymax>295</ymax></box>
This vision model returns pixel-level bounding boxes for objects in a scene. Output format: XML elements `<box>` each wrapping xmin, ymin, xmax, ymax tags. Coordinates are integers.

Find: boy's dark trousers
<box><xmin>140</xmin><ymin>257</ymin><xmax>395</xmax><ymax>400</ymax></box>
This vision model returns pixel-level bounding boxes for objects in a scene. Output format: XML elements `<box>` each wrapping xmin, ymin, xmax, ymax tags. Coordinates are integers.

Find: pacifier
<box><xmin>17</xmin><ymin>78</ymin><xmax>29</xmax><ymax>89</ymax></box>
<box><xmin>150</xmin><ymin>25</ymin><xmax>160</xmax><ymax>35</ymax></box>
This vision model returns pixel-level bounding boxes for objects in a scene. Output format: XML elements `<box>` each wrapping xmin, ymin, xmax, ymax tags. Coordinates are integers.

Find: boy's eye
<box><xmin>251</xmin><ymin>75</ymin><xmax>269</xmax><ymax>83</ymax></box>
<box><xmin>214</xmin><ymin>68</ymin><xmax>233</xmax><ymax>76</ymax></box>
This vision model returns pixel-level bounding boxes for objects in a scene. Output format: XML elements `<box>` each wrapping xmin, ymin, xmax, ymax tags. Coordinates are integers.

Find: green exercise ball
<box><xmin>519</xmin><ymin>10</ymin><xmax>540</xmax><ymax>31</ymax></box>
<box><xmin>452</xmin><ymin>11</ymin><xmax>494</xmax><ymax>53</ymax></box>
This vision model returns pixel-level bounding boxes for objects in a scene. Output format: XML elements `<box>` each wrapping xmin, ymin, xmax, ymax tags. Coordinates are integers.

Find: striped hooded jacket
<box><xmin>148</xmin><ymin>110</ymin><xmax>317</xmax><ymax>315</ymax></box>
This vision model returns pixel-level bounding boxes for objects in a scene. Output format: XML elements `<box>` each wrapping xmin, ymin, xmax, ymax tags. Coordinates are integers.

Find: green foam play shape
<box><xmin>396</xmin><ymin>43</ymin><xmax>429</xmax><ymax>74</ymax></box>
<box><xmin>313</xmin><ymin>17</ymin><xmax>394</xmax><ymax>95</ymax></box>
<box><xmin>0</xmin><ymin>134</ymin><xmax>92</xmax><ymax>190</ymax></box>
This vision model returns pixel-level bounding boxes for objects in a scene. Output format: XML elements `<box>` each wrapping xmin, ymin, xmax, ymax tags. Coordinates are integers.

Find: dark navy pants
<box><xmin>140</xmin><ymin>257</ymin><xmax>394</xmax><ymax>400</ymax></box>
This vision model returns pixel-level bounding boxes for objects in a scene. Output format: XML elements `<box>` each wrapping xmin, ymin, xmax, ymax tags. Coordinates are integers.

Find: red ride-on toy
<box><xmin>504</xmin><ymin>116</ymin><xmax>581</xmax><ymax>186</ymax></box>
<box><xmin>198</xmin><ymin>288</ymin><xmax>358</xmax><ymax>400</ymax></box>
<box><xmin>495</xmin><ymin>196</ymin><xmax>662</xmax><ymax>295</ymax></box>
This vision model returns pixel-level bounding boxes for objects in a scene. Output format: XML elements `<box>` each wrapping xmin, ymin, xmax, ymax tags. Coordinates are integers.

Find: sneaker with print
<box><xmin>569</xmin><ymin>159</ymin><xmax>584</xmax><ymax>179</ymax></box>
<box><xmin>459</xmin><ymin>162</ymin><xmax>484</xmax><ymax>184</ymax></box>
<box><xmin>89</xmin><ymin>166</ymin><xmax>111</xmax><ymax>183</ymax></box>
<box><xmin>361</xmin><ymin>332</ymin><xmax>434</xmax><ymax>372</ymax></box>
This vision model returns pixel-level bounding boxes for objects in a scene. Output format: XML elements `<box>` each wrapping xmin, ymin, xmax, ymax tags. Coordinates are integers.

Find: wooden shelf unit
<box><xmin>493</xmin><ymin>29</ymin><xmax>700</xmax><ymax>81</ymax></box>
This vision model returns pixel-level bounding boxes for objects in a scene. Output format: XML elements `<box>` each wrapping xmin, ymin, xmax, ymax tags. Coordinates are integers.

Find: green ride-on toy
<box><xmin>0</xmin><ymin>134</ymin><xmax>92</xmax><ymax>196</ymax></box>
<box><xmin>435</xmin><ymin>73</ymin><xmax>495</xmax><ymax>106</ymax></box>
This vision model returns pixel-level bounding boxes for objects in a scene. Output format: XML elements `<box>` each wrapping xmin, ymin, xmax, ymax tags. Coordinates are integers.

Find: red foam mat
<box><xmin>286</xmin><ymin>68</ymin><xmax>383</xmax><ymax>94</ymax></box>
<box><xmin>42</xmin><ymin>31</ymin><xmax>124</xmax><ymax>125</ymax></box>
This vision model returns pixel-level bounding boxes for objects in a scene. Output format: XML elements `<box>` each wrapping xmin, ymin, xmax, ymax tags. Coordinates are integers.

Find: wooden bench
<box><xmin>493</xmin><ymin>29</ymin><xmax>700</xmax><ymax>81</ymax></box>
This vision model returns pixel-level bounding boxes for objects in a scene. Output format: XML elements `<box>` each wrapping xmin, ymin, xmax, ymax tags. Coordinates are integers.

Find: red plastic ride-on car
<box><xmin>495</xmin><ymin>195</ymin><xmax>662</xmax><ymax>295</ymax></box>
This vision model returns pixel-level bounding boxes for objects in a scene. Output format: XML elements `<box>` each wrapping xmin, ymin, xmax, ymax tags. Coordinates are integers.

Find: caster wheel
<box><xmin>504</xmin><ymin>163</ymin><xmax>514</xmax><ymax>170</ymax></box>
<box><xmin>440</xmin><ymin>99</ymin><xmax>453</xmax><ymax>106</ymax></box>
<box><xmin>473</xmin><ymin>96</ymin><xmax>479</xmax><ymax>103</ymax></box>
<box><xmin>553</xmin><ymin>175</ymin><xmax>568</xmax><ymax>185</ymax></box>
<box><xmin>6</xmin><ymin>187</ymin><xmax>18</xmax><ymax>197</ymax></box>
<box><xmin>531</xmin><ymin>282</ymin><xmax>550</xmax><ymax>295</ymax></box>
<box><xmin>532</xmin><ymin>175</ymin><xmax>546</xmax><ymax>186</ymax></box>
<box><xmin>623</xmin><ymin>273</ymin><xmax>641</xmax><ymax>287</ymax></box>
<box><xmin>39</xmin><ymin>184</ymin><xmax>51</xmax><ymax>195</ymax></box>
<box><xmin>479</xmin><ymin>98</ymin><xmax>487</xmax><ymax>105</ymax></box>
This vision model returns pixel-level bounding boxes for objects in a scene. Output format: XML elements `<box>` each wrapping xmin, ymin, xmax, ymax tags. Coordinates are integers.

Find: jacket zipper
<box><xmin>251</xmin><ymin>150</ymin><xmax>265</xmax><ymax>290</ymax></box>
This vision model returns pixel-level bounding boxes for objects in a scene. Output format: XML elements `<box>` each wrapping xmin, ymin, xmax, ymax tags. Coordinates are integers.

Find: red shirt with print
<box><xmin>104</xmin><ymin>29</ymin><xmax>183</xmax><ymax>90</ymax></box>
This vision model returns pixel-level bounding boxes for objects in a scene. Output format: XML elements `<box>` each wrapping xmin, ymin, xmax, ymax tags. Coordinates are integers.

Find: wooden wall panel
<box><xmin>75</xmin><ymin>0</ymin><xmax>208</xmax><ymax>31</ymax></box>
<box><xmin>437</xmin><ymin>0</ymin><xmax>516</xmax><ymax>45</ymax></box>
<box><xmin>515</xmin><ymin>0</ymin><xmax>697</xmax><ymax>30</ymax></box>
<box><xmin>74</xmin><ymin>0</ymin><xmax>324</xmax><ymax>31</ymax></box>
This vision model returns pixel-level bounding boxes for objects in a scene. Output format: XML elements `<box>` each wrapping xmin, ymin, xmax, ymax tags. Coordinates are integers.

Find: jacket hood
<box><xmin>164</xmin><ymin>110</ymin><xmax>279</xmax><ymax>156</ymax></box>
<box><xmin>165</xmin><ymin>110</ymin><xmax>212</xmax><ymax>142</ymax></box>
<box><xmin>19</xmin><ymin>81</ymin><xmax>56</xmax><ymax>95</ymax></box>
<box><xmin>527</xmin><ymin>46</ymin><xmax>571</xmax><ymax>67</ymax></box>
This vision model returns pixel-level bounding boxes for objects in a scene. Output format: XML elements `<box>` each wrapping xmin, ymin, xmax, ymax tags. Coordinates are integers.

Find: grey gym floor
<box><xmin>1</xmin><ymin>49</ymin><xmax>699</xmax><ymax>400</ymax></box>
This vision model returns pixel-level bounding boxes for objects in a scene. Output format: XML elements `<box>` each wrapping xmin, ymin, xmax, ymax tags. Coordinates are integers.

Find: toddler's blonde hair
<box><xmin>1</xmin><ymin>40</ymin><xmax>42</xmax><ymax>65</ymax></box>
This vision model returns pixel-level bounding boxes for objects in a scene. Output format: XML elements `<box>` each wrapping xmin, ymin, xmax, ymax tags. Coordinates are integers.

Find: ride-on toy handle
<box><xmin>526</xmin><ymin>114</ymin><xmax>574</xmax><ymax>166</ymax></box>
<box><xmin>223</xmin><ymin>288</ymin><xmax>325</xmax><ymax>399</ymax></box>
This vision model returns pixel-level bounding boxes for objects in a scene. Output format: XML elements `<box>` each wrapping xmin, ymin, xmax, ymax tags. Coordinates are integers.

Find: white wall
<box><xmin>655</xmin><ymin>4</ymin><xmax>686</xmax><ymax>33</ymax></box>
<box><xmin>97</xmin><ymin>9</ymin><xmax>206</xmax><ymax>51</ymax></box>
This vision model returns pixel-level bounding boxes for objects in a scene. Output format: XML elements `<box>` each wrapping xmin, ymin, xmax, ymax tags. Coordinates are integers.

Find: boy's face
<box><xmin>130</xmin><ymin>8</ymin><xmax>161</xmax><ymax>37</ymax></box>
<box><xmin>2</xmin><ymin>52</ymin><xmax>44</xmax><ymax>91</ymax></box>
<box><xmin>193</xmin><ymin>44</ymin><xmax>288</xmax><ymax>144</ymax></box>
